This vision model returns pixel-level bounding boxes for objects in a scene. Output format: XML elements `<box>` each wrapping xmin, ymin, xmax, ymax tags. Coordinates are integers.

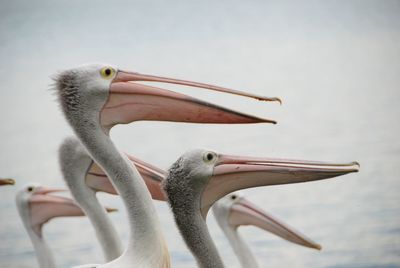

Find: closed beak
<box><xmin>229</xmin><ymin>197</ymin><xmax>321</xmax><ymax>250</ymax></box>
<box><xmin>201</xmin><ymin>154</ymin><xmax>359</xmax><ymax>216</ymax></box>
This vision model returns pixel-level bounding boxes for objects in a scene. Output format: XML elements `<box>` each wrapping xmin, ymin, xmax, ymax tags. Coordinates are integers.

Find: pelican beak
<box><xmin>29</xmin><ymin>187</ymin><xmax>86</xmax><ymax>237</ymax></box>
<box><xmin>126</xmin><ymin>154</ymin><xmax>167</xmax><ymax>201</ymax></box>
<box><xmin>85</xmin><ymin>162</ymin><xmax>118</xmax><ymax>195</ymax></box>
<box><xmin>86</xmin><ymin>155</ymin><xmax>167</xmax><ymax>201</ymax></box>
<box><xmin>100</xmin><ymin>70</ymin><xmax>279</xmax><ymax>129</ymax></box>
<box><xmin>201</xmin><ymin>155</ymin><xmax>359</xmax><ymax>217</ymax></box>
<box><xmin>0</xmin><ymin>178</ymin><xmax>15</xmax><ymax>186</ymax></box>
<box><xmin>105</xmin><ymin>207</ymin><xmax>119</xmax><ymax>213</ymax></box>
<box><xmin>229</xmin><ymin>197</ymin><xmax>321</xmax><ymax>250</ymax></box>
<box><xmin>33</xmin><ymin>186</ymin><xmax>66</xmax><ymax>195</ymax></box>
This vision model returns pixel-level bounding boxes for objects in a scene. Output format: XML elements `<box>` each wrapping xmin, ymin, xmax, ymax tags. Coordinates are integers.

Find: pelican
<box><xmin>16</xmin><ymin>184</ymin><xmax>115</xmax><ymax>268</ymax></box>
<box><xmin>0</xmin><ymin>178</ymin><xmax>15</xmax><ymax>185</ymax></box>
<box><xmin>213</xmin><ymin>193</ymin><xmax>321</xmax><ymax>268</ymax></box>
<box><xmin>54</xmin><ymin>63</ymin><xmax>278</xmax><ymax>267</ymax></box>
<box><xmin>163</xmin><ymin>149</ymin><xmax>359</xmax><ymax>267</ymax></box>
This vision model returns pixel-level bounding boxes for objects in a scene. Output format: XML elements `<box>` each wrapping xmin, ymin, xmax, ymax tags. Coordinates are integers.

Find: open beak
<box><xmin>86</xmin><ymin>154</ymin><xmax>167</xmax><ymax>201</ymax></box>
<box><xmin>0</xmin><ymin>178</ymin><xmax>15</xmax><ymax>186</ymax></box>
<box><xmin>229</xmin><ymin>197</ymin><xmax>321</xmax><ymax>250</ymax></box>
<box><xmin>201</xmin><ymin>155</ymin><xmax>360</xmax><ymax>217</ymax></box>
<box><xmin>29</xmin><ymin>186</ymin><xmax>116</xmax><ymax>236</ymax></box>
<box><xmin>100</xmin><ymin>70</ymin><xmax>279</xmax><ymax>129</ymax></box>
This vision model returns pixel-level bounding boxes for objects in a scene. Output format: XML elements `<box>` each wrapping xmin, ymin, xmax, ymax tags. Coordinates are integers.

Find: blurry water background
<box><xmin>0</xmin><ymin>1</ymin><xmax>399</xmax><ymax>267</ymax></box>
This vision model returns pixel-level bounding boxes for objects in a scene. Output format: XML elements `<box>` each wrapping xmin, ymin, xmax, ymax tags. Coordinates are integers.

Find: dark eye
<box><xmin>105</xmin><ymin>68</ymin><xmax>111</xmax><ymax>76</ymax></box>
<box><xmin>203</xmin><ymin>151</ymin><xmax>216</xmax><ymax>163</ymax></box>
<box><xmin>27</xmin><ymin>186</ymin><xmax>34</xmax><ymax>192</ymax></box>
<box><xmin>231</xmin><ymin>194</ymin><xmax>237</xmax><ymax>200</ymax></box>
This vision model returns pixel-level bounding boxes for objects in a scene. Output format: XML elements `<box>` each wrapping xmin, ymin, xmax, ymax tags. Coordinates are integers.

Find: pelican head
<box><xmin>164</xmin><ymin>149</ymin><xmax>360</xmax><ymax>219</ymax></box>
<box><xmin>16</xmin><ymin>184</ymin><xmax>115</xmax><ymax>237</ymax></box>
<box><xmin>55</xmin><ymin>64</ymin><xmax>114</xmax><ymax>118</ymax></box>
<box><xmin>54</xmin><ymin>63</ymin><xmax>279</xmax><ymax>132</ymax></box>
<box><xmin>57</xmin><ymin>135</ymin><xmax>168</xmax><ymax>200</ymax></box>
<box><xmin>213</xmin><ymin>193</ymin><xmax>321</xmax><ymax>250</ymax></box>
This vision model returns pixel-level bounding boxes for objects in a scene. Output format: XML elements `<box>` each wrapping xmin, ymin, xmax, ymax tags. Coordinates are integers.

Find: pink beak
<box><xmin>28</xmin><ymin>186</ymin><xmax>116</xmax><ymax>237</ymax></box>
<box><xmin>86</xmin><ymin>154</ymin><xmax>167</xmax><ymax>201</ymax></box>
<box><xmin>100</xmin><ymin>70</ymin><xmax>280</xmax><ymax>129</ymax></box>
<box><xmin>229</xmin><ymin>197</ymin><xmax>321</xmax><ymax>250</ymax></box>
<box><xmin>201</xmin><ymin>154</ymin><xmax>360</xmax><ymax>217</ymax></box>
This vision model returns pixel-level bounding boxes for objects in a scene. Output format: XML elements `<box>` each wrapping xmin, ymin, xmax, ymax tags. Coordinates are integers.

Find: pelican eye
<box><xmin>203</xmin><ymin>152</ymin><xmax>216</xmax><ymax>163</ymax></box>
<box><xmin>231</xmin><ymin>194</ymin><xmax>237</xmax><ymax>200</ymax></box>
<box><xmin>27</xmin><ymin>186</ymin><xmax>34</xmax><ymax>192</ymax></box>
<box><xmin>100</xmin><ymin>67</ymin><xmax>115</xmax><ymax>79</ymax></box>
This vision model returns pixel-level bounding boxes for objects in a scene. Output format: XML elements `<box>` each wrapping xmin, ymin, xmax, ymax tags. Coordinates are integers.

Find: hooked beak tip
<box><xmin>347</xmin><ymin>162</ymin><xmax>360</xmax><ymax>173</ymax></box>
<box><xmin>106</xmin><ymin>207</ymin><xmax>118</xmax><ymax>213</ymax></box>
<box><xmin>313</xmin><ymin>244</ymin><xmax>322</xmax><ymax>251</ymax></box>
<box><xmin>259</xmin><ymin>118</ymin><xmax>277</xmax><ymax>124</ymax></box>
<box><xmin>0</xmin><ymin>178</ymin><xmax>15</xmax><ymax>185</ymax></box>
<box><xmin>267</xmin><ymin>97</ymin><xmax>282</xmax><ymax>105</ymax></box>
<box><xmin>254</xmin><ymin>119</ymin><xmax>277</xmax><ymax>124</ymax></box>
